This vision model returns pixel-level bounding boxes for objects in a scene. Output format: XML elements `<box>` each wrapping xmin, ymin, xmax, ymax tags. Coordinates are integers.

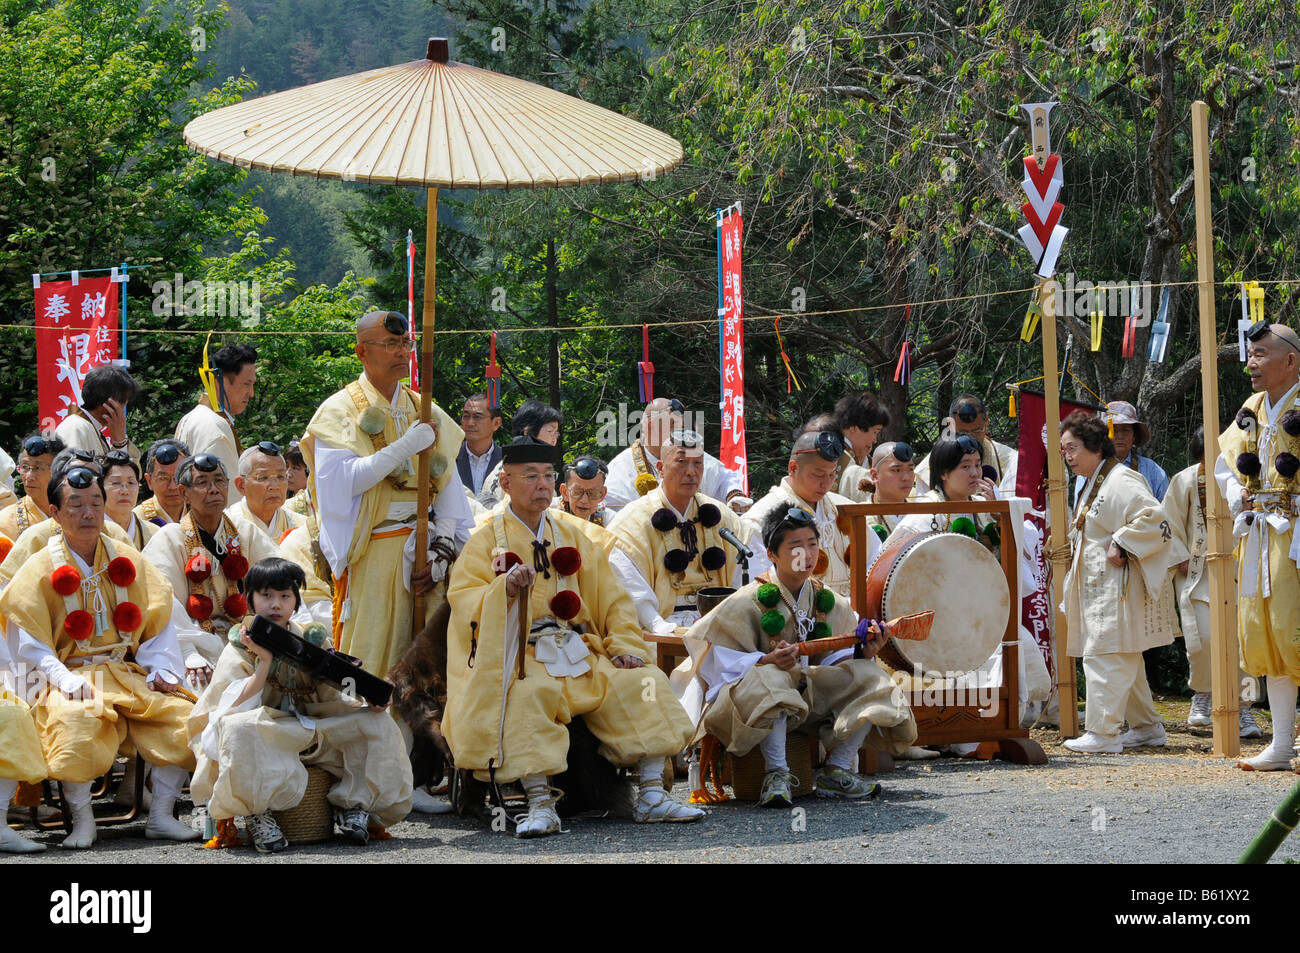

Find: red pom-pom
<box><xmin>224</xmin><ymin>593</ymin><xmax>248</xmax><ymax>619</ymax></box>
<box><xmin>551</xmin><ymin>546</ymin><xmax>582</xmax><ymax>577</ymax></box>
<box><xmin>64</xmin><ymin>610</ymin><xmax>94</xmax><ymax>641</ymax></box>
<box><xmin>186</xmin><ymin>593</ymin><xmax>214</xmax><ymax>620</ymax></box>
<box><xmin>51</xmin><ymin>564</ymin><xmax>81</xmax><ymax>596</ymax></box>
<box><xmin>106</xmin><ymin>556</ymin><xmax>136</xmax><ymax>588</ymax></box>
<box><xmin>221</xmin><ymin>553</ymin><xmax>249</xmax><ymax>580</ymax></box>
<box><xmin>550</xmin><ymin>589</ymin><xmax>582</xmax><ymax>621</ymax></box>
<box><xmin>493</xmin><ymin>551</ymin><xmax>523</xmax><ymax>575</ymax></box>
<box><xmin>112</xmin><ymin>602</ymin><xmax>142</xmax><ymax>632</ymax></box>
<box><xmin>185</xmin><ymin>553</ymin><xmax>213</xmax><ymax>582</ymax></box>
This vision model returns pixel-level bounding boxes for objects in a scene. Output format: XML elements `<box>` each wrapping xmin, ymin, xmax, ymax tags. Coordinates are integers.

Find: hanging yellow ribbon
<box><xmin>1020</xmin><ymin>296</ymin><xmax>1042</xmax><ymax>343</ymax></box>
<box><xmin>774</xmin><ymin>316</ymin><xmax>803</xmax><ymax>393</ymax></box>
<box><xmin>1245</xmin><ymin>280</ymin><xmax>1265</xmax><ymax>325</ymax></box>
<box><xmin>198</xmin><ymin>331</ymin><xmax>221</xmax><ymax>412</ymax></box>
<box><xmin>1090</xmin><ymin>309</ymin><xmax>1104</xmax><ymax>351</ymax></box>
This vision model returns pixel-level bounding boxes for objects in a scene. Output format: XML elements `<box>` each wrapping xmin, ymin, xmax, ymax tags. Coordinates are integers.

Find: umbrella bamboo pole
<box><xmin>1239</xmin><ymin>777</ymin><xmax>1300</xmax><ymax>862</ymax></box>
<box><xmin>413</xmin><ymin>186</ymin><xmax>438</xmax><ymax>638</ymax></box>
<box><xmin>1040</xmin><ymin>281</ymin><xmax>1079</xmax><ymax>737</ymax></box>
<box><xmin>1192</xmin><ymin>101</ymin><xmax>1239</xmax><ymax>758</ymax></box>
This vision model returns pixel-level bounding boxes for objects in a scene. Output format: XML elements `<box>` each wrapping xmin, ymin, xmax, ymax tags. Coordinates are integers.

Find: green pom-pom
<box><xmin>950</xmin><ymin>516</ymin><xmax>978</xmax><ymax>538</ymax></box>
<box><xmin>228</xmin><ymin>624</ymin><xmax>245</xmax><ymax>646</ymax></box>
<box><xmin>814</xmin><ymin>587</ymin><xmax>835</xmax><ymax>613</ymax></box>
<box><xmin>760</xmin><ymin>609</ymin><xmax>786</xmax><ymax>636</ymax></box>
<box><xmin>812</xmin><ymin>621</ymin><xmax>832</xmax><ymax>639</ymax></box>
<box><xmin>980</xmin><ymin>522</ymin><xmax>1000</xmax><ymax>546</ymax></box>
<box><xmin>756</xmin><ymin>582</ymin><xmax>781</xmax><ymax>608</ymax></box>
<box><xmin>872</xmin><ymin>524</ymin><xmax>889</xmax><ymax>542</ymax></box>
<box><xmin>303</xmin><ymin>623</ymin><xmax>329</xmax><ymax>647</ymax></box>
<box><xmin>357</xmin><ymin>406</ymin><xmax>387</xmax><ymax>435</ymax></box>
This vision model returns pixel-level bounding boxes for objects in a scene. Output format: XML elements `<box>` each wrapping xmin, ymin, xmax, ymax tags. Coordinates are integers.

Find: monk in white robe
<box><xmin>53</xmin><ymin>365</ymin><xmax>142</xmax><ymax>465</ymax></box>
<box><xmin>175</xmin><ymin>343</ymin><xmax>258</xmax><ymax>507</ymax></box>
<box><xmin>227</xmin><ymin>442</ymin><xmax>305</xmax><ymax>543</ymax></box>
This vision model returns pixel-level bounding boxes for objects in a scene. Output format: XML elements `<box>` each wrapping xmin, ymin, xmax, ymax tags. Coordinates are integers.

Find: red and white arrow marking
<box><xmin>1019</xmin><ymin>153</ymin><xmax>1068</xmax><ymax>278</ymax></box>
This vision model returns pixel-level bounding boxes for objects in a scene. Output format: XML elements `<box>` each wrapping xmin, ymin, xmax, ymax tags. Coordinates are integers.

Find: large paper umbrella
<box><xmin>183</xmin><ymin>38</ymin><xmax>683</xmax><ymax>631</ymax></box>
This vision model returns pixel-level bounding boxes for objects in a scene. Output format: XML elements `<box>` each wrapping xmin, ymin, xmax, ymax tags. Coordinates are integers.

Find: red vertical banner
<box><xmin>34</xmin><ymin>275</ymin><xmax>119</xmax><ymax>432</ymax></box>
<box><xmin>718</xmin><ymin>209</ymin><xmax>748</xmax><ymax>494</ymax></box>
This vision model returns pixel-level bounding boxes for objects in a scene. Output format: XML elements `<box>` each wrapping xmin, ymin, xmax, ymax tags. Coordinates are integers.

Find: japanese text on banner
<box><xmin>719</xmin><ymin>211</ymin><xmax>748</xmax><ymax>494</ymax></box>
<box><xmin>34</xmin><ymin>275</ymin><xmax>119</xmax><ymax>432</ymax></box>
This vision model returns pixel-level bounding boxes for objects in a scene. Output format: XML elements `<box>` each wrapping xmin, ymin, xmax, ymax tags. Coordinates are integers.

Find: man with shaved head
<box><xmin>1218</xmin><ymin>320</ymin><xmax>1300</xmax><ymax>770</ymax></box>
<box><xmin>301</xmin><ymin>310</ymin><xmax>474</xmax><ymax>677</ymax></box>
<box><xmin>604</xmin><ymin>397</ymin><xmax>751</xmax><ymax>513</ymax></box>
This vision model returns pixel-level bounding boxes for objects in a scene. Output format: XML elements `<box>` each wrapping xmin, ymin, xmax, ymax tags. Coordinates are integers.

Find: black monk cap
<box><xmin>502</xmin><ymin>435</ymin><xmax>558</xmax><ymax>466</ymax></box>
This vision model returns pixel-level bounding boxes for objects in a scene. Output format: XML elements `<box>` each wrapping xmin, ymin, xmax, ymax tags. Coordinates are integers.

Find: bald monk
<box><xmin>605</xmin><ymin>398</ymin><xmax>750</xmax><ymax>513</ymax></box>
<box><xmin>1217</xmin><ymin>321</ymin><xmax>1300</xmax><ymax>769</ymax></box>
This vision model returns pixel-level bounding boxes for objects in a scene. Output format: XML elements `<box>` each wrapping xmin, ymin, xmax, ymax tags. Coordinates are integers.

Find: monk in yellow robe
<box><xmin>302</xmin><ymin>310</ymin><xmax>472</xmax><ymax>678</ymax></box>
<box><xmin>443</xmin><ymin>436</ymin><xmax>702</xmax><ymax>837</ymax></box>
<box><xmin>0</xmin><ymin>433</ymin><xmax>64</xmax><ymax>542</ymax></box>
<box><xmin>1217</xmin><ymin>321</ymin><xmax>1300</xmax><ymax>769</ymax></box>
<box><xmin>0</xmin><ymin>462</ymin><xmax>197</xmax><ymax>849</ymax></box>
<box><xmin>0</xmin><ymin>635</ymin><xmax>47</xmax><ymax>853</ymax></box>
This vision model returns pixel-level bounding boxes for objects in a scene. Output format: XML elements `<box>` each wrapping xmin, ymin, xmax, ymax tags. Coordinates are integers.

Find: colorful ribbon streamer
<box><xmin>775</xmin><ymin>316</ymin><xmax>802</xmax><ymax>393</ymax></box>
<box><xmin>1020</xmin><ymin>296</ymin><xmax>1042</xmax><ymax>343</ymax></box>
<box><xmin>637</xmin><ymin>323</ymin><xmax>655</xmax><ymax>402</ymax></box>
<box><xmin>893</xmin><ymin>304</ymin><xmax>913</xmax><ymax>386</ymax></box>
<box><xmin>485</xmin><ymin>331</ymin><xmax>501</xmax><ymax>408</ymax></box>
<box><xmin>1147</xmin><ymin>286</ymin><xmax>1172</xmax><ymax>363</ymax></box>
<box><xmin>1090</xmin><ymin>308</ymin><xmax>1104</xmax><ymax>351</ymax></box>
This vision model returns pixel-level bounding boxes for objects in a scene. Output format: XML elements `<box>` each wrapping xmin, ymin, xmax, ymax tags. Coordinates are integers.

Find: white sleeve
<box><xmin>433</xmin><ymin>469</ymin><xmax>475</xmax><ymax>549</ymax></box>
<box><xmin>1214</xmin><ymin>454</ymin><xmax>1245</xmax><ymax>518</ymax></box>
<box><xmin>603</xmin><ymin>451</ymin><xmax>638</xmax><ymax>511</ymax></box>
<box><xmin>292</xmin><ymin>600</ymin><xmax>334</xmax><ymax>629</ymax></box>
<box><xmin>697</xmin><ymin>645</ymin><xmax>764</xmax><ymax>704</ymax></box>
<box><xmin>134</xmin><ymin>621</ymin><xmax>185</xmax><ymax>685</ymax></box>
<box><xmin>15</xmin><ymin>626</ymin><xmax>86</xmax><ymax>695</ymax></box>
<box><xmin>169</xmin><ymin>597</ymin><xmax>226</xmax><ymax>669</ymax></box>
<box><xmin>609</xmin><ymin>547</ymin><xmax>675</xmax><ymax>637</ymax></box>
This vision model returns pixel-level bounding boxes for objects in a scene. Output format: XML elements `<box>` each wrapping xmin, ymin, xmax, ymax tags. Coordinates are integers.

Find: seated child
<box><xmin>685</xmin><ymin>507</ymin><xmax>917</xmax><ymax>806</ymax></box>
<box><xmin>187</xmin><ymin>557</ymin><xmax>413</xmax><ymax>853</ymax></box>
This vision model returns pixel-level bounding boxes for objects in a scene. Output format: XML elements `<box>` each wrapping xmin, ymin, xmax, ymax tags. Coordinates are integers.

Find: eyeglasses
<box><xmin>17</xmin><ymin>463</ymin><xmax>48</xmax><ymax>475</ymax></box>
<box><xmin>567</xmin><ymin>487</ymin><xmax>603</xmax><ymax>501</ymax></box>
<box><xmin>64</xmin><ymin>467</ymin><xmax>97</xmax><ymax>489</ymax></box>
<box><xmin>151</xmin><ymin>443</ymin><xmax>182</xmax><ymax>466</ymax></box>
<box><xmin>23</xmin><ymin>436</ymin><xmax>54</xmax><ymax>457</ymax></box>
<box><xmin>360</xmin><ymin>336</ymin><xmax>416</xmax><ymax>354</ymax></box>
<box><xmin>256</xmin><ymin>440</ymin><xmax>282</xmax><ymax>457</ymax></box>
<box><xmin>461</xmin><ymin>411</ymin><xmax>490</xmax><ymax>421</ymax></box>
<box><xmin>956</xmin><ymin>434</ymin><xmax>981</xmax><ymax>456</ymax></box>
<box><xmin>569</xmin><ymin>456</ymin><xmax>607</xmax><ymax>481</ymax></box>
<box><xmin>794</xmin><ymin>431</ymin><xmax>845</xmax><ymax>462</ymax></box>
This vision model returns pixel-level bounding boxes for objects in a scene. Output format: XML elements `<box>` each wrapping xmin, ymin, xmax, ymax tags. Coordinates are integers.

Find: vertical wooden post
<box><xmin>413</xmin><ymin>185</ymin><xmax>438</xmax><ymax>638</ymax></box>
<box><xmin>1192</xmin><ymin>101</ymin><xmax>1239</xmax><ymax>758</ymax></box>
<box><xmin>1040</xmin><ymin>281</ymin><xmax>1079</xmax><ymax>736</ymax></box>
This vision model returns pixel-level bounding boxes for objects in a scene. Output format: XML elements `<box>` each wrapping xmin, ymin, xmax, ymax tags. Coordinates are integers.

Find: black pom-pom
<box><xmin>1237</xmin><ymin>408</ymin><xmax>1257</xmax><ymax>430</ymax></box>
<box><xmin>697</xmin><ymin>504</ymin><xmax>722</xmax><ymax>528</ymax></box>
<box><xmin>1237</xmin><ymin>452</ymin><xmax>1262</xmax><ymax>478</ymax></box>
<box><xmin>1282</xmin><ymin>410</ymin><xmax>1300</xmax><ymax>437</ymax></box>
<box><xmin>1278</xmin><ymin>453</ymin><xmax>1300</xmax><ymax>479</ymax></box>
<box><xmin>1245</xmin><ymin>512</ymin><xmax>1256</xmax><ymax>526</ymax></box>
<box><xmin>664</xmin><ymin>549</ymin><xmax>690</xmax><ymax>573</ymax></box>
<box><xmin>651</xmin><ymin>508</ymin><xmax>678</xmax><ymax>533</ymax></box>
<box><xmin>701</xmin><ymin>546</ymin><xmax>727</xmax><ymax>571</ymax></box>
<box><xmin>981</xmin><ymin>464</ymin><xmax>998</xmax><ymax>482</ymax></box>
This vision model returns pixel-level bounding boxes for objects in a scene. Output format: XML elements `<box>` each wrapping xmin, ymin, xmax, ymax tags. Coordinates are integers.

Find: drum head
<box><xmin>879</xmin><ymin>533</ymin><xmax>1008</xmax><ymax>676</ymax></box>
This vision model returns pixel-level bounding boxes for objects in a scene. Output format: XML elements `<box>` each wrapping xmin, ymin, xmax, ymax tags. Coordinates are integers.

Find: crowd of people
<box><xmin>0</xmin><ymin>308</ymin><xmax>1294</xmax><ymax>856</ymax></box>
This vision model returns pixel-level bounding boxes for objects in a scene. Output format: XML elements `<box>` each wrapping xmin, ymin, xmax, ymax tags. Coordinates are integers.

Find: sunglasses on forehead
<box><xmin>764</xmin><ymin>506</ymin><xmax>816</xmax><ymax>550</ymax></box>
<box><xmin>23</xmin><ymin>435</ymin><xmax>54</xmax><ymax>457</ymax></box>
<box><xmin>64</xmin><ymin>466</ymin><xmax>98</xmax><ymax>490</ymax></box>
<box><xmin>192</xmin><ymin>454</ymin><xmax>223</xmax><ymax>473</ymax></box>
<box><xmin>794</xmin><ymin>430</ymin><xmax>845</xmax><ymax>462</ymax></box>
<box><xmin>256</xmin><ymin>440</ymin><xmax>282</xmax><ymax>457</ymax></box>
<box><xmin>103</xmin><ymin>449</ymin><xmax>132</xmax><ymax>466</ymax></box>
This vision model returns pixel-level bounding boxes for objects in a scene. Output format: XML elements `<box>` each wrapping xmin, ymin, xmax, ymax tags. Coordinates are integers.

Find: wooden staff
<box><xmin>413</xmin><ymin>185</ymin><xmax>438</xmax><ymax>641</ymax></box>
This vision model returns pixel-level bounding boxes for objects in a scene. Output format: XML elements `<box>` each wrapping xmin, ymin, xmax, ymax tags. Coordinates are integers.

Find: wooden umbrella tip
<box><xmin>426</xmin><ymin>37</ymin><xmax>449</xmax><ymax>63</ymax></box>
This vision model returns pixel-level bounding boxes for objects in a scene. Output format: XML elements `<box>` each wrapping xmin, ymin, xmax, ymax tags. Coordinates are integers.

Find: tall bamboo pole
<box><xmin>413</xmin><ymin>186</ymin><xmax>438</xmax><ymax>638</ymax></box>
<box><xmin>1040</xmin><ymin>281</ymin><xmax>1078</xmax><ymax>736</ymax></box>
<box><xmin>1192</xmin><ymin>101</ymin><xmax>1239</xmax><ymax>758</ymax></box>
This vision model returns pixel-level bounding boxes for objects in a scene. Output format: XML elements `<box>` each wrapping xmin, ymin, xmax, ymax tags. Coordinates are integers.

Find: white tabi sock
<box><xmin>61</xmin><ymin>781</ymin><xmax>96</xmax><ymax>849</ymax></box>
<box><xmin>636</xmin><ymin>756</ymin><xmax>666</xmax><ymax>791</ymax></box>
<box><xmin>145</xmin><ymin>763</ymin><xmax>200</xmax><ymax>841</ymax></box>
<box><xmin>759</xmin><ymin>715</ymin><xmax>789</xmax><ymax>772</ymax></box>
<box><xmin>0</xmin><ymin>779</ymin><xmax>44</xmax><ymax>854</ymax></box>
<box><xmin>1265</xmin><ymin>677</ymin><xmax>1299</xmax><ymax>756</ymax></box>
<box><xmin>826</xmin><ymin>723</ymin><xmax>872</xmax><ymax>771</ymax></box>
<box><xmin>521</xmin><ymin>773</ymin><xmax>550</xmax><ymax>805</ymax></box>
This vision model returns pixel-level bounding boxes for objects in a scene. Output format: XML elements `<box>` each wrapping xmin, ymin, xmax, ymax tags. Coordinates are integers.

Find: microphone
<box><xmin>718</xmin><ymin>526</ymin><xmax>753</xmax><ymax>559</ymax></box>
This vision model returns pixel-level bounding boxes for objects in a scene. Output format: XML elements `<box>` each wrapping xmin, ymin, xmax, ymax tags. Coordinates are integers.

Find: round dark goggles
<box><xmin>23</xmin><ymin>435</ymin><xmax>55</xmax><ymax>457</ymax></box>
<box><xmin>64</xmin><ymin>466</ymin><xmax>98</xmax><ymax>490</ymax></box>
<box><xmin>151</xmin><ymin>442</ymin><xmax>182</xmax><ymax>466</ymax></box>
<box><xmin>764</xmin><ymin>506</ymin><xmax>816</xmax><ymax>550</ymax></box>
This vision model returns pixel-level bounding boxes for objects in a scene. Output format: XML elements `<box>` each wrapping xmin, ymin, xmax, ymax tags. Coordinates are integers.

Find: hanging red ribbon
<box><xmin>893</xmin><ymin>305</ymin><xmax>912</xmax><ymax>386</ymax></box>
<box><xmin>774</xmin><ymin>316</ymin><xmax>802</xmax><ymax>393</ymax></box>
<box><xmin>485</xmin><ymin>331</ymin><xmax>502</xmax><ymax>408</ymax></box>
<box><xmin>637</xmin><ymin>324</ymin><xmax>655</xmax><ymax>402</ymax></box>
<box><xmin>1121</xmin><ymin>310</ymin><xmax>1138</xmax><ymax>358</ymax></box>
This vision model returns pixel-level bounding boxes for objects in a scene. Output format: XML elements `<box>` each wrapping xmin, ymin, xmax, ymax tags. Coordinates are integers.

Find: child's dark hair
<box><xmin>245</xmin><ymin>557</ymin><xmax>306</xmax><ymax>610</ymax></box>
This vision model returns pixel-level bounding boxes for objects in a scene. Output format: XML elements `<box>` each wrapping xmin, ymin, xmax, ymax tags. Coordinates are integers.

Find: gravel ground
<box><xmin>6</xmin><ymin>700</ymin><xmax>1297</xmax><ymax>865</ymax></box>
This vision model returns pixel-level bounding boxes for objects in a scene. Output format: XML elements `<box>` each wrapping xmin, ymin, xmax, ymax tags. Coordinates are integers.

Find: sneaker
<box><xmin>1063</xmin><ymin>731</ymin><xmax>1123</xmax><ymax>754</ymax></box>
<box><xmin>758</xmin><ymin>770</ymin><xmax>797</xmax><ymax>808</ymax></box>
<box><xmin>1118</xmin><ymin>722</ymin><xmax>1167</xmax><ymax>748</ymax></box>
<box><xmin>244</xmin><ymin>813</ymin><xmax>287</xmax><ymax>854</ymax></box>
<box><xmin>1240</xmin><ymin>708</ymin><xmax>1264</xmax><ymax>739</ymax></box>
<box><xmin>515</xmin><ymin>797</ymin><xmax>562</xmax><ymax>838</ymax></box>
<box><xmin>813</xmin><ymin>766</ymin><xmax>882</xmax><ymax>800</ymax></box>
<box><xmin>334</xmin><ymin>808</ymin><xmax>370</xmax><ymax>845</ymax></box>
<box><xmin>1187</xmin><ymin>693</ymin><xmax>1212</xmax><ymax>727</ymax></box>
<box><xmin>633</xmin><ymin>786</ymin><xmax>706</xmax><ymax>823</ymax></box>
